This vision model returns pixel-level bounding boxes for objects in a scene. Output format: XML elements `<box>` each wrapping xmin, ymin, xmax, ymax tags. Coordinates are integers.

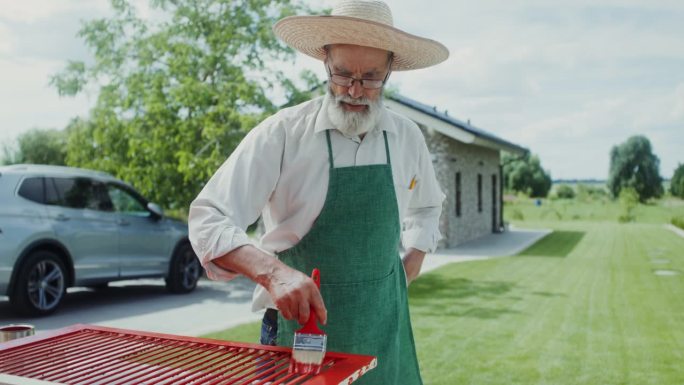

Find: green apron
<box><xmin>276</xmin><ymin>130</ymin><xmax>423</xmax><ymax>385</ymax></box>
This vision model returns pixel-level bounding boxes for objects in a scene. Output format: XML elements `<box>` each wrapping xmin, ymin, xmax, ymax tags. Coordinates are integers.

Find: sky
<box><xmin>1</xmin><ymin>0</ymin><xmax>682</xmax><ymax>180</ymax></box>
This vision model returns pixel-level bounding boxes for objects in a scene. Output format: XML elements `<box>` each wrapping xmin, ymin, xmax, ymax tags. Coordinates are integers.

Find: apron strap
<box><xmin>325</xmin><ymin>129</ymin><xmax>392</xmax><ymax>168</ymax></box>
<box><xmin>325</xmin><ymin>130</ymin><xmax>334</xmax><ymax>169</ymax></box>
<box><xmin>383</xmin><ymin>131</ymin><xmax>391</xmax><ymax>165</ymax></box>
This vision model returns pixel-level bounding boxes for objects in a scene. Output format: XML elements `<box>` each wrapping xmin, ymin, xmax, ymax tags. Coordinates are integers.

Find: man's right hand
<box><xmin>213</xmin><ymin>245</ymin><xmax>327</xmax><ymax>326</ymax></box>
<box><xmin>266</xmin><ymin>266</ymin><xmax>327</xmax><ymax>326</ymax></box>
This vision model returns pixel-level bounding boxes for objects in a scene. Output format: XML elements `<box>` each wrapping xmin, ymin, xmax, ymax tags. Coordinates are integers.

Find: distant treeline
<box><xmin>553</xmin><ymin>179</ymin><xmax>671</xmax><ymax>184</ymax></box>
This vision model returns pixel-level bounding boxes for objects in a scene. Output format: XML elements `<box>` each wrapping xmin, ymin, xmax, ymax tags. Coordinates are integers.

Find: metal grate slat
<box><xmin>0</xmin><ymin>324</ymin><xmax>376</xmax><ymax>385</ymax></box>
<box><xmin>0</xmin><ymin>330</ymin><xmax>99</xmax><ymax>369</ymax></box>
<box><xmin>87</xmin><ymin>341</ymin><xmax>200</xmax><ymax>385</ymax></box>
<box><xmin>23</xmin><ymin>334</ymin><xmax>150</xmax><ymax>380</ymax></box>
<box><xmin>2</xmin><ymin>331</ymin><xmax>131</xmax><ymax>376</ymax></box>
<box><xmin>57</xmin><ymin>338</ymin><xmax>188</xmax><ymax>384</ymax></box>
<box><xmin>198</xmin><ymin>349</ymin><xmax>276</xmax><ymax>385</ymax></box>
<box><xmin>123</xmin><ymin>344</ymin><xmax>221</xmax><ymax>384</ymax></box>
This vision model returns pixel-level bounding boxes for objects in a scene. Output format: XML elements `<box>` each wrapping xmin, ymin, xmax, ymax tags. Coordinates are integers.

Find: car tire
<box><xmin>10</xmin><ymin>250</ymin><xmax>67</xmax><ymax>316</ymax></box>
<box><xmin>165</xmin><ymin>243</ymin><xmax>201</xmax><ymax>294</ymax></box>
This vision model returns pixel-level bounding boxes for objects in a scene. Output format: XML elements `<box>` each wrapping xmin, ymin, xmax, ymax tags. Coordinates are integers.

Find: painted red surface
<box><xmin>0</xmin><ymin>324</ymin><xmax>376</xmax><ymax>385</ymax></box>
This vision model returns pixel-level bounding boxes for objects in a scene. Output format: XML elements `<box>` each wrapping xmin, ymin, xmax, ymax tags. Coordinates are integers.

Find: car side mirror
<box><xmin>147</xmin><ymin>202</ymin><xmax>164</xmax><ymax>219</ymax></box>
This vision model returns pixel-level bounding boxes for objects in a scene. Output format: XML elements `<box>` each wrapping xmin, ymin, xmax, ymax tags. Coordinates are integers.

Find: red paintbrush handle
<box><xmin>311</xmin><ymin>268</ymin><xmax>320</xmax><ymax>289</ymax></box>
<box><xmin>299</xmin><ymin>268</ymin><xmax>323</xmax><ymax>334</ymax></box>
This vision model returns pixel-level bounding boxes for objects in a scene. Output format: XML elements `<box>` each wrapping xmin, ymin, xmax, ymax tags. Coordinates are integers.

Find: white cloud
<box><xmin>0</xmin><ymin>0</ymin><xmax>682</xmax><ymax>179</ymax></box>
<box><xmin>380</xmin><ymin>0</ymin><xmax>684</xmax><ymax>179</ymax></box>
<box><xmin>0</xmin><ymin>22</ymin><xmax>12</xmax><ymax>54</ymax></box>
<box><xmin>0</xmin><ymin>0</ymin><xmax>109</xmax><ymax>23</ymax></box>
<box><xmin>0</xmin><ymin>56</ymin><xmax>92</xmax><ymax>146</ymax></box>
<box><xmin>672</xmin><ymin>83</ymin><xmax>684</xmax><ymax>119</ymax></box>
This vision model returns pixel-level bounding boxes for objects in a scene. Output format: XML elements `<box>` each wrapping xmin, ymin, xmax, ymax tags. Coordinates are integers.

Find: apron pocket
<box><xmin>319</xmin><ymin>267</ymin><xmax>399</xmax><ymax>352</ymax></box>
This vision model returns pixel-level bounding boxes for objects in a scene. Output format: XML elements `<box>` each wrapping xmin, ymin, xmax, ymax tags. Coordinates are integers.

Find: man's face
<box><xmin>323</xmin><ymin>44</ymin><xmax>392</xmax><ymax>137</ymax></box>
<box><xmin>325</xmin><ymin>44</ymin><xmax>392</xmax><ymax>110</ymax></box>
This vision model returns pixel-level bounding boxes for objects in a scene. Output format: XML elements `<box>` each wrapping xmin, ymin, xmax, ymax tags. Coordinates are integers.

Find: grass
<box><xmin>517</xmin><ymin>231</ymin><xmax>585</xmax><ymax>257</ymax></box>
<box><xmin>201</xmin><ymin>319</ymin><xmax>261</xmax><ymax>344</ymax></box>
<box><xmin>409</xmin><ymin>221</ymin><xmax>684</xmax><ymax>384</ymax></box>
<box><xmin>201</xmin><ymin>198</ymin><xmax>684</xmax><ymax>384</ymax></box>
<box><xmin>504</xmin><ymin>196</ymin><xmax>684</xmax><ymax>224</ymax></box>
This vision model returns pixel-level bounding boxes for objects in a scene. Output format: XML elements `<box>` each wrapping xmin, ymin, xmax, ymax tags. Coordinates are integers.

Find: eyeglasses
<box><xmin>325</xmin><ymin>56</ymin><xmax>393</xmax><ymax>90</ymax></box>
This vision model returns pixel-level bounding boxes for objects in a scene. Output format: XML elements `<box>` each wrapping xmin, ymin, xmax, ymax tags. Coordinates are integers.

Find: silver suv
<box><xmin>0</xmin><ymin>164</ymin><xmax>202</xmax><ymax>316</ymax></box>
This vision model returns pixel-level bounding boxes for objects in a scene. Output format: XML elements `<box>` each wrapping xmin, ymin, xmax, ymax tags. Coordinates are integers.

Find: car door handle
<box><xmin>117</xmin><ymin>219</ymin><xmax>130</xmax><ymax>226</ymax></box>
<box><xmin>55</xmin><ymin>214</ymin><xmax>70</xmax><ymax>221</ymax></box>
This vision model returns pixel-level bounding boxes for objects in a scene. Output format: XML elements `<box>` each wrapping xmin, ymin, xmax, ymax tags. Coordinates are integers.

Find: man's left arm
<box><xmin>401</xmin><ymin>203</ymin><xmax>441</xmax><ymax>284</ymax></box>
<box><xmin>402</xmin><ymin>247</ymin><xmax>426</xmax><ymax>284</ymax></box>
<box><xmin>401</xmin><ymin>134</ymin><xmax>445</xmax><ymax>285</ymax></box>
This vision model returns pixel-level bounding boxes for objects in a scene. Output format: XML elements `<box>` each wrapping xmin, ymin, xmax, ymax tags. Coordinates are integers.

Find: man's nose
<box><xmin>347</xmin><ymin>80</ymin><xmax>364</xmax><ymax>99</ymax></box>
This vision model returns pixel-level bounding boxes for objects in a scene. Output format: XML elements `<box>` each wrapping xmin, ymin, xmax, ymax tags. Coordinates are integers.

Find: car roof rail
<box><xmin>1</xmin><ymin>164</ymin><xmax>115</xmax><ymax>179</ymax></box>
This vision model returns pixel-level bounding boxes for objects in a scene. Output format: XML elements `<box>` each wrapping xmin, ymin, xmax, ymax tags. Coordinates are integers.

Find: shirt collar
<box><xmin>314</xmin><ymin>95</ymin><xmax>398</xmax><ymax>136</ymax></box>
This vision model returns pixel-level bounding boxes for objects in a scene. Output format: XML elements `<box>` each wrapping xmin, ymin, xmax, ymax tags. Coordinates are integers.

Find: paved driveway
<box><xmin>0</xmin><ymin>277</ymin><xmax>262</xmax><ymax>338</ymax></box>
<box><xmin>0</xmin><ymin>227</ymin><xmax>549</xmax><ymax>339</ymax></box>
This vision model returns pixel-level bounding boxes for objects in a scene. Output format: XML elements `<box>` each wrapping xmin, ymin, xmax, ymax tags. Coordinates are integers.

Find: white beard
<box><xmin>325</xmin><ymin>87</ymin><xmax>383</xmax><ymax>138</ymax></box>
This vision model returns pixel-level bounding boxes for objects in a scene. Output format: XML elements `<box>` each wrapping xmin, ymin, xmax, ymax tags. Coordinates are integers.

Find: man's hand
<box><xmin>213</xmin><ymin>245</ymin><xmax>327</xmax><ymax>326</ymax></box>
<box><xmin>265</xmin><ymin>265</ymin><xmax>327</xmax><ymax>326</ymax></box>
<box><xmin>402</xmin><ymin>248</ymin><xmax>426</xmax><ymax>285</ymax></box>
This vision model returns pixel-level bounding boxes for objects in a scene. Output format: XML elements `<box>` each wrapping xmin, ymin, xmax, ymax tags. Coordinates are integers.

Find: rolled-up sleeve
<box><xmin>401</xmin><ymin>135</ymin><xmax>444</xmax><ymax>253</ymax></box>
<box><xmin>188</xmin><ymin>116</ymin><xmax>283</xmax><ymax>281</ymax></box>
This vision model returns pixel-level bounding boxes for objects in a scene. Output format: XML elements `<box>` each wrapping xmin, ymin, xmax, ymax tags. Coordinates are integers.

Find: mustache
<box><xmin>334</xmin><ymin>94</ymin><xmax>371</xmax><ymax>107</ymax></box>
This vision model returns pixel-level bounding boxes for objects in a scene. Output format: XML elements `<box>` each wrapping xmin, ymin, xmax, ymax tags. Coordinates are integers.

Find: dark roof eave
<box><xmin>386</xmin><ymin>93</ymin><xmax>528</xmax><ymax>156</ymax></box>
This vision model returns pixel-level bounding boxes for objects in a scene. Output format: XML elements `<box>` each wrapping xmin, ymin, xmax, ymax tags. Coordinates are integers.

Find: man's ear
<box><xmin>322</xmin><ymin>44</ymin><xmax>330</xmax><ymax>61</ymax></box>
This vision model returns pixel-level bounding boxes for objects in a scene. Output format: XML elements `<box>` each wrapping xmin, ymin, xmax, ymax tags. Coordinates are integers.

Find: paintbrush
<box><xmin>289</xmin><ymin>268</ymin><xmax>327</xmax><ymax>375</ymax></box>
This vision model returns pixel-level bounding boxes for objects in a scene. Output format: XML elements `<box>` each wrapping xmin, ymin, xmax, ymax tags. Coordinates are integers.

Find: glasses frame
<box><xmin>325</xmin><ymin>55</ymin><xmax>393</xmax><ymax>90</ymax></box>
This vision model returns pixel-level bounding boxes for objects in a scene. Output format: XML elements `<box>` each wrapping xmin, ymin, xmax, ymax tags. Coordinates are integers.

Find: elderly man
<box><xmin>189</xmin><ymin>0</ymin><xmax>448</xmax><ymax>383</ymax></box>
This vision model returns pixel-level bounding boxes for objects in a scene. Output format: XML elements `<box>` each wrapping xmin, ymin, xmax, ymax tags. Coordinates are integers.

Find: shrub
<box><xmin>555</xmin><ymin>184</ymin><xmax>575</xmax><ymax>199</ymax></box>
<box><xmin>671</xmin><ymin>163</ymin><xmax>684</xmax><ymax>199</ymax></box>
<box><xmin>672</xmin><ymin>216</ymin><xmax>684</xmax><ymax>230</ymax></box>
<box><xmin>576</xmin><ymin>184</ymin><xmax>608</xmax><ymax>202</ymax></box>
<box><xmin>511</xmin><ymin>208</ymin><xmax>524</xmax><ymax>221</ymax></box>
<box><xmin>618</xmin><ymin>187</ymin><xmax>639</xmax><ymax>223</ymax></box>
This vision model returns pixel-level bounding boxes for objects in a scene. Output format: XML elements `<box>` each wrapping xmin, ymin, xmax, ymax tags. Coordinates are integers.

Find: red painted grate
<box><xmin>0</xmin><ymin>324</ymin><xmax>376</xmax><ymax>385</ymax></box>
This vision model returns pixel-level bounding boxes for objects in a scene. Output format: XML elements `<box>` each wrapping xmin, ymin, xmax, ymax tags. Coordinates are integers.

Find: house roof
<box><xmin>385</xmin><ymin>93</ymin><xmax>528</xmax><ymax>156</ymax></box>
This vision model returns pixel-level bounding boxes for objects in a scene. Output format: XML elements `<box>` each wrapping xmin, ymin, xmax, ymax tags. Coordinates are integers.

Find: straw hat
<box><xmin>273</xmin><ymin>0</ymin><xmax>449</xmax><ymax>71</ymax></box>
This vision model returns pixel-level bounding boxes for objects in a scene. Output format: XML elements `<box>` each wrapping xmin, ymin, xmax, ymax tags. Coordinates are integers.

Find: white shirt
<box><xmin>188</xmin><ymin>95</ymin><xmax>444</xmax><ymax>311</ymax></box>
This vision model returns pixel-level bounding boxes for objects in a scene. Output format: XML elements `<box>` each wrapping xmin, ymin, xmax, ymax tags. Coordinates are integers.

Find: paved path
<box><xmin>421</xmin><ymin>226</ymin><xmax>551</xmax><ymax>274</ymax></box>
<box><xmin>0</xmin><ymin>228</ymin><xmax>550</xmax><ymax>338</ymax></box>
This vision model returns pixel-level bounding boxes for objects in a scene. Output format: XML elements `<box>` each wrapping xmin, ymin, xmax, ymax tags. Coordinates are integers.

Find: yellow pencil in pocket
<box><xmin>409</xmin><ymin>175</ymin><xmax>417</xmax><ymax>190</ymax></box>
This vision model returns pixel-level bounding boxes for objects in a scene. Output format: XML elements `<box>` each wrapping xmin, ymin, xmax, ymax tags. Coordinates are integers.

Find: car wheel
<box><xmin>166</xmin><ymin>243</ymin><xmax>201</xmax><ymax>294</ymax></box>
<box><xmin>10</xmin><ymin>250</ymin><xmax>67</xmax><ymax>316</ymax></box>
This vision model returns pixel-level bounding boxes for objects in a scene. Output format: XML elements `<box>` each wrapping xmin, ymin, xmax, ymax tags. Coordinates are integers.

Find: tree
<box><xmin>1</xmin><ymin>128</ymin><xmax>67</xmax><ymax>166</ymax></box>
<box><xmin>607</xmin><ymin>135</ymin><xmax>663</xmax><ymax>202</ymax></box>
<box><xmin>671</xmin><ymin>163</ymin><xmax>684</xmax><ymax>199</ymax></box>
<box><xmin>51</xmin><ymin>0</ymin><xmax>317</xmax><ymax>209</ymax></box>
<box><xmin>502</xmin><ymin>152</ymin><xmax>552</xmax><ymax>198</ymax></box>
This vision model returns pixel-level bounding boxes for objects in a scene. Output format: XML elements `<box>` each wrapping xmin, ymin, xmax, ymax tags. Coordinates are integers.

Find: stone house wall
<box><xmin>419</xmin><ymin>125</ymin><xmax>502</xmax><ymax>248</ymax></box>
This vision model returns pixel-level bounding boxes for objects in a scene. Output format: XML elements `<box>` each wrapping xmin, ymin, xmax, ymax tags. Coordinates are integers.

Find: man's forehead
<box><xmin>327</xmin><ymin>44</ymin><xmax>391</xmax><ymax>69</ymax></box>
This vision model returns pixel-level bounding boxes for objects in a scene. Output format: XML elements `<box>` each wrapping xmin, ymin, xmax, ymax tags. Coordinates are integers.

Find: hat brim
<box><xmin>273</xmin><ymin>15</ymin><xmax>449</xmax><ymax>71</ymax></box>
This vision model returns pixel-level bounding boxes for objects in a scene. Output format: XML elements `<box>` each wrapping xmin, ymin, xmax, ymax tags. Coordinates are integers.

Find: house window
<box><xmin>455</xmin><ymin>172</ymin><xmax>461</xmax><ymax>217</ymax></box>
<box><xmin>477</xmin><ymin>174</ymin><xmax>483</xmax><ymax>213</ymax></box>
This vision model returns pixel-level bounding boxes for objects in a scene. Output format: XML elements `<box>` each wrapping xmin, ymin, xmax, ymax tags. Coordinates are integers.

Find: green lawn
<box><xmin>202</xmin><ymin>199</ymin><xmax>684</xmax><ymax>384</ymax></box>
<box><xmin>410</xmin><ymin>221</ymin><xmax>684</xmax><ymax>384</ymax></box>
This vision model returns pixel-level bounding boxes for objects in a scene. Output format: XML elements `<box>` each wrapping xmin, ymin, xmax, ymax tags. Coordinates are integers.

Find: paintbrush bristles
<box><xmin>292</xmin><ymin>349</ymin><xmax>325</xmax><ymax>364</ymax></box>
<box><xmin>291</xmin><ymin>332</ymin><xmax>326</xmax><ymax>374</ymax></box>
